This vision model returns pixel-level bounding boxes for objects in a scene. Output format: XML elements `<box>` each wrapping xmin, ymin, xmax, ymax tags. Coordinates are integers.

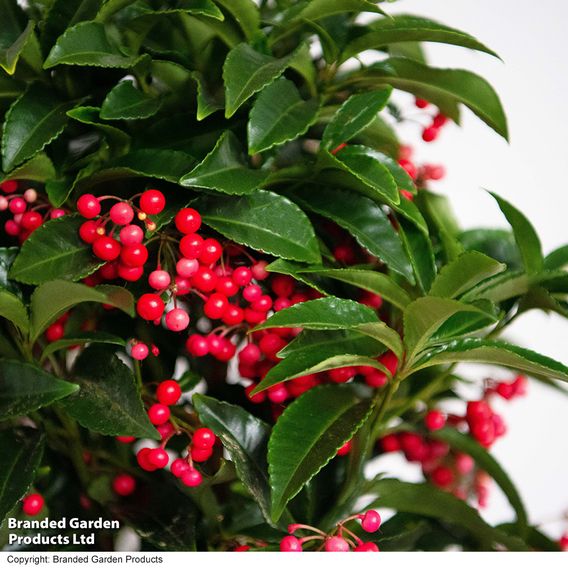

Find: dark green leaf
<box><xmin>214</xmin><ymin>0</ymin><xmax>260</xmax><ymax>40</ymax></box>
<box><xmin>0</xmin><ymin>429</ymin><xmax>45</xmax><ymax>524</ymax></box>
<box><xmin>189</xmin><ymin>71</ymin><xmax>224</xmax><ymax>121</ymax></box>
<box><xmin>341</xmin><ymin>15</ymin><xmax>499</xmax><ymax>63</ymax></box>
<box><xmin>181</xmin><ymin>131</ymin><xmax>268</xmax><ymax>194</ymax></box>
<box><xmin>398</xmin><ymin>217</ymin><xmax>436</xmax><ymax>292</ymax></box>
<box><xmin>9</xmin><ymin>215</ymin><xmax>103</xmax><ymax>285</ymax></box>
<box><xmin>0</xmin><ymin>19</ymin><xmax>36</xmax><ymax>75</ymax></box>
<box><xmin>488</xmin><ymin>192</ymin><xmax>543</xmax><ymax>275</ymax></box>
<box><xmin>268</xmin><ymin>384</ymin><xmax>374</xmax><ymax>521</ymax></box>
<box><xmin>64</xmin><ymin>345</ymin><xmax>159</xmax><ymax>439</ymax></box>
<box><xmin>30</xmin><ymin>281</ymin><xmax>134</xmax><ymax>342</ymax></box>
<box><xmin>291</xmin><ymin>188</ymin><xmax>413</xmax><ymax>282</ymax></box>
<box><xmin>193</xmin><ymin>394</ymin><xmax>275</xmax><ymax>525</ymax></box>
<box><xmin>248</xmin><ymin>78</ymin><xmax>319</xmax><ymax>154</ymax></box>
<box><xmin>41</xmin><ymin>331</ymin><xmax>126</xmax><ymax>361</ymax></box>
<box><xmin>459</xmin><ymin>228</ymin><xmax>522</xmax><ymax>270</ymax></box>
<box><xmin>223</xmin><ymin>43</ymin><xmax>299</xmax><ymax>118</ymax></box>
<box><xmin>195</xmin><ymin>189</ymin><xmax>320</xmax><ymax>263</ymax></box>
<box><xmin>429</xmin><ymin>251</ymin><xmax>506</xmax><ymax>298</ymax></box>
<box><xmin>100</xmin><ymin>81</ymin><xmax>161</xmax><ymax>120</ymax></box>
<box><xmin>0</xmin><ymin>288</ymin><xmax>28</xmax><ymax>332</ymax></box>
<box><xmin>544</xmin><ymin>245</ymin><xmax>568</xmax><ymax>271</ymax></box>
<box><xmin>0</xmin><ymin>360</ymin><xmax>79</xmax><ymax>420</ymax></box>
<box><xmin>292</xmin><ymin>0</ymin><xmax>386</xmax><ymax>21</ymax></box>
<box><xmin>0</xmin><ymin>153</ymin><xmax>56</xmax><ymax>184</ymax></box>
<box><xmin>2</xmin><ymin>84</ymin><xmax>73</xmax><ymax>172</ymax></box>
<box><xmin>322</xmin><ymin>88</ymin><xmax>392</xmax><ymax>150</ymax></box>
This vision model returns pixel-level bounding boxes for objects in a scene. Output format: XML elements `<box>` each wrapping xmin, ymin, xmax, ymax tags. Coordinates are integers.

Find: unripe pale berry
<box><xmin>119</xmin><ymin>224</ymin><xmax>144</xmax><ymax>245</ymax></box>
<box><xmin>23</xmin><ymin>189</ymin><xmax>37</xmax><ymax>203</ymax></box>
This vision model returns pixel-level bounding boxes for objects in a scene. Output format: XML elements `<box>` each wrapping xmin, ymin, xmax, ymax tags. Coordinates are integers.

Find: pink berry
<box><xmin>149</xmin><ymin>270</ymin><xmax>171</xmax><ymax>290</ymax></box>
<box><xmin>77</xmin><ymin>194</ymin><xmax>101</xmax><ymax>218</ymax></box>
<box><xmin>354</xmin><ymin>542</ymin><xmax>379</xmax><ymax>552</ymax></box>
<box><xmin>455</xmin><ymin>453</ymin><xmax>474</xmax><ymax>475</ymax></box>
<box><xmin>23</xmin><ymin>189</ymin><xmax>37</xmax><ymax>203</ymax></box>
<box><xmin>112</xmin><ymin>474</ymin><xmax>136</xmax><ymax>496</ymax></box>
<box><xmin>165</xmin><ymin>308</ymin><xmax>190</xmax><ymax>332</ymax></box>
<box><xmin>361</xmin><ymin>510</ymin><xmax>381</xmax><ymax>533</ymax></box>
<box><xmin>147</xmin><ymin>403</ymin><xmax>170</xmax><ymax>425</ymax></box>
<box><xmin>267</xmin><ymin>384</ymin><xmax>288</xmax><ymax>404</ymax></box>
<box><xmin>110</xmin><ymin>202</ymin><xmax>134</xmax><ymax>225</ymax></box>
<box><xmin>325</xmin><ymin>536</ymin><xmax>350</xmax><ymax>552</ymax></box>
<box><xmin>9</xmin><ymin>197</ymin><xmax>26</xmax><ymax>214</ymax></box>
<box><xmin>176</xmin><ymin>258</ymin><xmax>199</xmax><ymax>278</ymax></box>
<box><xmin>251</xmin><ymin>261</ymin><xmax>269</xmax><ymax>280</ymax></box>
<box><xmin>243</xmin><ymin>284</ymin><xmax>262</xmax><ymax>302</ymax></box>
<box><xmin>22</xmin><ymin>494</ymin><xmax>44</xmax><ymax>516</ymax></box>
<box><xmin>5</xmin><ymin>219</ymin><xmax>20</xmax><ymax>236</ymax></box>
<box><xmin>131</xmin><ymin>342</ymin><xmax>149</xmax><ymax>360</ymax></box>
<box><xmin>119</xmin><ymin>224</ymin><xmax>144</xmax><ymax>245</ymax></box>
<box><xmin>431</xmin><ymin>466</ymin><xmax>455</xmax><ymax>488</ymax></box>
<box><xmin>50</xmin><ymin>208</ymin><xmax>66</xmax><ymax>219</ymax></box>
<box><xmin>280</xmin><ymin>536</ymin><xmax>302</xmax><ymax>552</ymax></box>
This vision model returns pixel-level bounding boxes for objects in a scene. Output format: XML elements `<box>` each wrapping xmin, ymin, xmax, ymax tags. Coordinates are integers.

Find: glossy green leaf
<box><xmin>414</xmin><ymin>338</ymin><xmax>568</xmax><ymax>384</ymax></box>
<box><xmin>214</xmin><ymin>0</ymin><xmax>259</xmax><ymax>40</ymax></box>
<box><xmin>0</xmin><ymin>153</ymin><xmax>56</xmax><ymax>184</ymax></box>
<box><xmin>0</xmin><ymin>19</ymin><xmax>36</xmax><ymax>75</ymax></box>
<box><xmin>2</xmin><ymin>84</ymin><xmax>73</xmax><ymax>172</ymax></box>
<box><xmin>429</xmin><ymin>251</ymin><xmax>506</xmax><ymax>298</ymax></box>
<box><xmin>460</xmin><ymin>228</ymin><xmax>522</xmax><ymax>270</ymax></box>
<box><xmin>0</xmin><ymin>288</ymin><xmax>28</xmax><ymax>332</ymax></box>
<box><xmin>355</xmin><ymin>322</ymin><xmax>404</xmax><ymax>359</ymax></box>
<box><xmin>367</xmin><ymin>58</ymin><xmax>508</xmax><ymax>139</ymax></box>
<box><xmin>195</xmin><ymin>189</ymin><xmax>320</xmax><ymax>263</ymax></box>
<box><xmin>64</xmin><ymin>345</ymin><xmax>159</xmax><ymax>439</ymax></box>
<box><xmin>255</xmin><ymin>297</ymin><xmax>378</xmax><ymax>332</ymax></box>
<box><xmin>193</xmin><ymin>394</ymin><xmax>274</xmax><ymax>525</ymax></box>
<box><xmin>0</xmin><ymin>428</ymin><xmax>45</xmax><ymax>524</ymax></box>
<box><xmin>253</xmin><ymin>329</ymin><xmax>388</xmax><ymax>394</ymax></box>
<box><xmin>265</xmin><ymin>259</ymin><xmax>330</xmax><ymax>295</ymax></box>
<box><xmin>398</xmin><ymin>218</ymin><xmax>436</xmax><ymax>293</ymax></box>
<box><xmin>291</xmin><ymin>188</ymin><xmax>413</xmax><ymax>282</ymax></box>
<box><xmin>0</xmin><ymin>360</ymin><xmax>79</xmax><ymax>420</ymax></box>
<box><xmin>100</xmin><ymin>81</ymin><xmax>161</xmax><ymax>120</ymax></box>
<box><xmin>44</xmin><ymin>21</ymin><xmax>141</xmax><ymax>69</ymax></box>
<box><xmin>489</xmin><ymin>192</ymin><xmax>543</xmax><ymax>275</ymax></box>
<box><xmin>299</xmin><ymin>267</ymin><xmax>411</xmax><ymax>310</ymax></box>
<box><xmin>365</xmin><ymin>479</ymin><xmax>527</xmax><ymax>550</ymax></box>
<box><xmin>434</xmin><ymin>428</ymin><xmax>528</xmax><ymax>533</ymax></box>
<box><xmin>341</xmin><ymin>15</ymin><xmax>499</xmax><ymax>63</ymax></box>
<box><xmin>30</xmin><ymin>281</ymin><xmax>134</xmax><ymax>342</ymax></box>
<box><xmin>223</xmin><ymin>43</ymin><xmax>299</xmax><ymax>118</ymax></box>
<box><xmin>544</xmin><ymin>245</ymin><xmax>568</xmax><ymax>271</ymax></box>
<box><xmin>292</xmin><ymin>0</ymin><xmax>385</xmax><ymax>21</ymax></box>
<box><xmin>9</xmin><ymin>215</ymin><xmax>103</xmax><ymax>285</ymax></box>
<box><xmin>41</xmin><ymin>331</ymin><xmax>126</xmax><ymax>361</ymax></box>
<box><xmin>181</xmin><ymin>131</ymin><xmax>268</xmax><ymax>194</ymax></box>
<box><xmin>322</xmin><ymin>88</ymin><xmax>392</xmax><ymax>150</ymax></box>
<box><xmin>248</xmin><ymin>78</ymin><xmax>319</xmax><ymax>154</ymax></box>
<box><xmin>128</xmin><ymin>0</ymin><xmax>224</xmax><ymax>21</ymax></box>
<box><xmin>324</xmin><ymin>145</ymin><xmax>400</xmax><ymax>204</ymax></box>
<box><xmin>190</xmin><ymin>71</ymin><xmax>225</xmax><ymax>120</ymax></box>
<box><xmin>268</xmin><ymin>384</ymin><xmax>374</xmax><ymax>521</ymax></box>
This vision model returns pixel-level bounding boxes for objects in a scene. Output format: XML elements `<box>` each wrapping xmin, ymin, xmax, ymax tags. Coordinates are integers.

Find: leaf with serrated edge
<box><xmin>100</xmin><ymin>81</ymin><xmax>161</xmax><ymax>120</ymax></box>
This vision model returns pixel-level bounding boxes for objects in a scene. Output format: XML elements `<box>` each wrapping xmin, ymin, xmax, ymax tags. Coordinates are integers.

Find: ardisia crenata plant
<box><xmin>1</xmin><ymin>0</ymin><xmax>568</xmax><ymax>553</ymax></box>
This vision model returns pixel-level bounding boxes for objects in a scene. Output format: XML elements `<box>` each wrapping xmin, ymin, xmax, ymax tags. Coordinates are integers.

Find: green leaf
<box><xmin>0</xmin><ymin>428</ymin><xmax>45</xmax><ymax>524</ymax></box>
<box><xmin>100</xmin><ymin>81</ymin><xmax>161</xmax><ymax>120</ymax></box>
<box><xmin>30</xmin><ymin>281</ymin><xmax>134</xmax><ymax>343</ymax></box>
<box><xmin>0</xmin><ymin>288</ymin><xmax>28</xmax><ymax>332</ymax></box>
<box><xmin>129</xmin><ymin>0</ymin><xmax>224</xmax><ymax>21</ymax></box>
<box><xmin>299</xmin><ymin>267</ymin><xmax>411</xmax><ymax>310</ymax></box>
<box><xmin>460</xmin><ymin>228</ymin><xmax>522</xmax><ymax>270</ymax></box>
<box><xmin>323</xmin><ymin>145</ymin><xmax>400</xmax><ymax>204</ymax></box>
<box><xmin>403</xmin><ymin>297</ymin><xmax>495</xmax><ymax>364</ymax></box>
<box><xmin>248</xmin><ymin>78</ymin><xmax>319</xmax><ymax>154</ymax></box>
<box><xmin>544</xmin><ymin>245</ymin><xmax>568</xmax><ymax>271</ymax></box>
<box><xmin>341</xmin><ymin>15</ymin><xmax>499</xmax><ymax>63</ymax></box>
<box><xmin>488</xmin><ymin>192</ymin><xmax>543</xmax><ymax>275</ymax></box>
<box><xmin>291</xmin><ymin>188</ymin><xmax>413</xmax><ymax>282</ymax></box>
<box><xmin>193</xmin><ymin>394</ymin><xmax>274</xmax><ymax>525</ymax></box>
<box><xmin>414</xmin><ymin>338</ymin><xmax>568</xmax><ymax>384</ymax></box>
<box><xmin>365</xmin><ymin>479</ymin><xmax>527</xmax><ymax>550</ymax></box>
<box><xmin>0</xmin><ymin>360</ymin><xmax>79</xmax><ymax>420</ymax></box>
<box><xmin>223</xmin><ymin>43</ymin><xmax>299</xmax><ymax>118</ymax></box>
<box><xmin>190</xmin><ymin>71</ymin><xmax>225</xmax><ymax>121</ymax></box>
<box><xmin>398</xmin><ymin>218</ymin><xmax>436</xmax><ymax>293</ymax></box>
<box><xmin>0</xmin><ymin>19</ymin><xmax>37</xmax><ymax>75</ymax></box>
<box><xmin>0</xmin><ymin>153</ymin><xmax>56</xmax><ymax>184</ymax></box>
<box><xmin>255</xmin><ymin>297</ymin><xmax>378</xmax><ymax>331</ymax></box>
<box><xmin>9</xmin><ymin>215</ymin><xmax>103</xmax><ymax>285</ymax></box>
<box><xmin>434</xmin><ymin>428</ymin><xmax>528</xmax><ymax>533</ymax></box>
<box><xmin>41</xmin><ymin>331</ymin><xmax>126</xmax><ymax>361</ymax></box>
<box><xmin>44</xmin><ymin>21</ymin><xmax>141</xmax><ymax>69</ymax></box>
<box><xmin>2</xmin><ymin>84</ymin><xmax>73</xmax><ymax>172</ymax></box>
<box><xmin>265</xmin><ymin>259</ymin><xmax>330</xmax><ymax>295</ymax></box>
<box><xmin>355</xmin><ymin>321</ymin><xmax>403</xmax><ymax>359</ymax></box>
<box><xmin>268</xmin><ymin>384</ymin><xmax>374</xmax><ymax>522</ymax></box>
<box><xmin>214</xmin><ymin>0</ymin><xmax>260</xmax><ymax>40</ymax></box>
<box><xmin>181</xmin><ymin>131</ymin><xmax>268</xmax><ymax>194</ymax></box>
<box><xmin>292</xmin><ymin>0</ymin><xmax>386</xmax><ymax>21</ymax></box>
<box><xmin>367</xmin><ymin>58</ymin><xmax>508</xmax><ymax>139</ymax></box>
<box><xmin>321</xmin><ymin>88</ymin><xmax>392</xmax><ymax>150</ymax></box>
<box><xmin>64</xmin><ymin>345</ymin><xmax>159</xmax><ymax>439</ymax></box>
<box><xmin>195</xmin><ymin>189</ymin><xmax>320</xmax><ymax>264</ymax></box>
<box><xmin>253</xmin><ymin>330</ymin><xmax>388</xmax><ymax>394</ymax></box>
<box><xmin>429</xmin><ymin>251</ymin><xmax>506</xmax><ymax>298</ymax></box>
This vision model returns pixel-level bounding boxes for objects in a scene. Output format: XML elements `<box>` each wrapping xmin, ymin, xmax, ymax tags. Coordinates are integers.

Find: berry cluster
<box><xmin>414</xmin><ymin>98</ymin><xmax>451</xmax><ymax>143</ymax></box>
<box><xmin>279</xmin><ymin>510</ymin><xmax>382</xmax><ymax>552</ymax></box>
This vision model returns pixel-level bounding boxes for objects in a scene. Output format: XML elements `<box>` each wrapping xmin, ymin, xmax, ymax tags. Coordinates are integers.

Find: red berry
<box><xmin>243</xmin><ymin>284</ymin><xmax>262</xmax><ymax>302</ymax></box>
<box><xmin>325</xmin><ymin>536</ymin><xmax>350</xmax><ymax>552</ymax></box>
<box><xmin>274</xmin><ymin>297</ymin><xmax>292</xmax><ymax>311</ymax></box>
<box><xmin>77</xmin><ymin>194</ymin><xmax>101</xmax><ymax>218</ymax></box>
<box><xmin>0</xmin><ymin>180</ymin><xmax>18</xmax><ymax>193</ymax></box>
<box><xmin>466</xmin><ymin>400</ymin><xmax>492</xmax><ymax>423</ymax></box>
<box><xmin>50</xmin><ymin>208</ymin><xmax>66</xmax><ymax>219</ymax></box>
<box><xmin>337</xmin><ymin>440</ymin><xmax>352</xmax><ymax>456</ymax></box>
<box><xmin>179</xmin><ymin>234</ymin><xmax>203</xmax><ymax>259</ymax></box>
<box><xmin>112</xmin><ymin>474</ymin><xmax>136</xmax><ymax>496</ymax></box>
<box><xmin>216</xmin><ymin>276</ymin><xmax>239</xmax><ymax>297</ymax></box>
<box><xmin>222</xmin><ymin>304</ymin><xmax>244</xmax><ymax>325</ymax></box>
<box><xmin>157</xmin><ymin>421</ymin><xmax>175</xmax><ymax>440</ymax></box>
<box><xmin>5</xmin><ymin>219</ymin><xmax>20</xmax><ymax>236</ymax></box>
<box><xmin>360</xmin><ymin>291</ymin><xmax>383</xmax><ymax>309</ymax></box>
<box><xmin>259</xmin><ymin>333</ymin><xmax>286</xmax><ymax>357</ymax></box>
<box><xmin>148</xmin><ymin>448</ymin><xmax>169</xmax><ymax>468</ymax></box>
<box><xmin>171</xmin><ymin>458</ymin><xmax>190</xmax><ymax>478</ymax></box>
<box><xmin>165</xmin><ymin>308</ymin><xmax>190</xmax><ymax>332</ymax></box>
<box><xmin>234</xmin><ymin>545</ymin><xmax>250</xmax><ymax>552</ymax></box>
<box><xmin>110</xmin><ymin>202</ymin><xmax>134</xmax><ymax>225</ymax></box>
<box><xmin>147</xmin><ymin>403</ymin><xmax>170</xmax><ymax>425</ymax></box>
<box><xmin>380</xmin><ymin>434</ymin><xmax>400</xmax><ymax>453</ymax></box>
<box><xmin>364</xmin><ymin>370</ymin><xmax>388</xmax><ymax>388</ymax></box>
<box><xmin>20</xmin><ymin>211</ymin><xmax>43</xmax><ymax>232</ymax></box>
<box><xmin>431</xmin><ymin>466</ymin><xmax>454</xmax><ymax>488</ymax></box>
<box><xmin>139</xmin><ymin>190</ymin><xmax>166</xmax><ymax>215</ymax></box>
<box><xmin>271</xmin><ymin>275</ymin><xmax>295</xmax><ymax>297</ymax></box>
<box><xmin>559</xmin><ymin>533</ymin><xmax>568</xmax><ymax>551</ymax></box>
<box><xmin>470</xmin><ymin>419</ymin><xmax>496</xmax><ymax>448</ymax></box>
<box><xmin>131</xmin><ymin>342</ymin><xmax>149</xmax><ymax>360</ymax></box>
<box><xmin>45</xmin><ymin>322</ymin><xmax>65</xmax><ymax>342</ymax></box>
<box><xmin>239</xmin><ymin>344</ymin><xmax>261</xmax><ymax>365</ymax></box>
<box><xmin>496</xmin><ymin>382</ymin><xmax>515</xmax><ymax>400</ymax></box>
<box><xmin>399</xmin><ymin>432</ymin><xmax>428</xmax><ymax>462</ymax></box>
<box><xmin>204</xmin><ymin>293</ymin><xmax>229</xmax><ymax>319</ymax></box>
<box><xmin>118</xmin><ymin>264</ymin><xmax>143</xmax><ymax>282</ymax></box>
<box><xmin>199</xmin><ymin>238</ymin><xmax>223</xmax><ymax>264</ymax></box>
<box><xmin>175</xmin><ymin>208</ymin><xmax>201</xmax><ymax>234</ymax></box>
<box><xmin>280</xmin><ymin>536</ymin><xmax>302</xmax><ymax>552</ymax></box>
<box><xmin>432</xmin><ymin>113</ymin><xmax>448</xmax><ymax>128</ymax></box>
<box><xmin>93</xmin><ymin>236</ymin><xmax>121</xmax><ymax>261</ymax></box>
<box><xmin>415</xmin><ymin>97</ymin><xmax>429</xmax><ymax>109</ymax></box>
<box><xmin>119</xmin><ymin>224</ymin><xmax>144</xmax><ymax>245</ymax></box>
<box><xmin>361</xmin><ymin>510</ymin><xmax>381</xmax><ymax>533</ymax></box>
<box><xmin>328</xmin><ymin>366</ymin><xmax>356</xmax><ymax>383</ymax></box>
<box><xmin>425</xmin><ymin>410</ymin><xmax>446</xmax><ymax>431</ymax></box>
<box><xmin>120</xmin><ymin>244</ymin><xmax>148</xmax><ymax>267</ymax></box>
<box><xmin>512</xmin><ymin>374</ymin><xmax>528</xmax><ymax>396</ymax></box>
<box><xmin>251</xmin><ymin>294</ymin><xmax>272</xmax><ymax>312</ymax></box>
<box><xmin>136</xmin><ymin>448</ymin><xmax>158</xmax><ymax>471</ymax></box>
<box><xmin>191</xmin><ymin>445</ymin><xmax>213</xmax><ymax>462</ymax></box>
<box><xmin>422</xmin><ymin>126</ymin><xmax>439</xmax><ymax>142</ymax></box>
<box><xmin>267</xmin><ymin>384</ymin><xmax>288</xmax><ymax>404</ymax></box>
<box><xmin>354</xmin><ymin>542</ymin><xmax>379</xmax><ymax>552</ymax></box>
<box><xmin>136</xmin><ymin>293</ymin><xmax>165</xmax><ymax>321</ymax></box>
<box><xmin>455</xmin><ymin>453</ymin><xmax>474</xmax><ymax>475</ymax></box>
<box><xmin>176</xmin><ymin>258</ymin><xmax>199</xmax><ymax>278</ymax></box>
<box><xmin>380</xmin><ymin>351</ymin><xmax>399</xmax><ymax>376</ymax></box>
<box><xmin>9</xmin><ymin>197</ymin><xmax>25</xmax><ymax>214</ymax></box>
<box><xmin>334</xmin><ymin>244</ymin><xmax>356</xmax><ymax>264</ymax></box>
<box><xmin>398</xmin><ymin>158</ymin><xmax>417</xmax><ymax>180</ymax></box>
<box><xmin>186</xmin><ymin>334</ymin><xmax>209</xmax><ymax>357</ymax></box>
<box><xmin>156</xmin><ymin>380</ymin><xmax>182</xmax><ymax>406</ymax></box>
<box><xmin>149</xmin><ymin>270</ymin><xmax>171</xmax><ymax>290</ymax></box>
<box><xmin>251</xmin><ymin>261</ymin><xmax>269</xmax><ymax>280</ymax></box>
<box><xmin>116</xmin><ymin>435</ymin><xmax>136</xmax><ymax>443</ymax></box>
<box><xmin>232</xmin><ymin>266</ymin><xmax>252</xmax><ymax>286</ymax></box>
<box><xmin>245</xmin><ymin>384</ymin><xmax>265</xmax><ymax>403</ymax></box>
<box><xmin>192</xmin><ymin>266</ymin><xmax>217</xmax><ymax>292</ymax></box>
<box><xmin>181</xmin><ymin>467</ymin><xmax>202</xmax><ymax>487</ymax></box>
<box><xmin>244</xmin><ymin>308</ymin><xmax>266</xmax><ymax>325</ymax></box>
<box><xmin>22</xmin><ymin>493</ymin><xmax>44</xmax><ymax>516</ymax></box>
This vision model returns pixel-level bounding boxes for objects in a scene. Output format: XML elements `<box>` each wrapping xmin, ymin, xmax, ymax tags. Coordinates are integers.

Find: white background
<box><xmin>383</xmin><ymin>0</ymin><xmax>568</xmax><ymax>537</ymax></box>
